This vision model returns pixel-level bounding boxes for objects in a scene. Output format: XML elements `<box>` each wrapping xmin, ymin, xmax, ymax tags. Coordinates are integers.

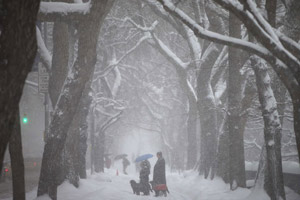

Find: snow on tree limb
<box><xmin>213</xmin><ymin>0</ymin><xmax>300</xmax><ymax>83</ymax></box>
<box><xmin>141</xmin><ymin>96</ymin><xmax>163</xmax><ymax>120</ymax></box>
<box><xmin>36</xmin><ymin>27</ymin><xmax>52</xmax><ymax>71</ymax></box>
<box><xmin>94</xmin><ymin>32</ymin><xmax>152</xmax><ymax>78</ymax></box>
<box><xmin>156</xmin><ymin>0</ymin><xmax>299</xmax><ymax>97</ymax></box>
<box><xmin>38</xmin><ymin>2</ymin><xmax>90</xmax><ymax>22</ymax></box>
<box><xmin>100</xmin><ymin>111</ymin><xmax>123</xmax><ymax>133</ymax></box>
<box><xmin>111</xmin><ymin>67</ymin><xmax>122</xmax><ymax>98</ymax></box>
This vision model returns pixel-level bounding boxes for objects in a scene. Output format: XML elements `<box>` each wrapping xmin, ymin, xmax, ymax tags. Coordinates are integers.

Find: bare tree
<box><xmin>37</xmin><ymin>1</ymin><xmax>115</xmax><ymax>199</ymax></box>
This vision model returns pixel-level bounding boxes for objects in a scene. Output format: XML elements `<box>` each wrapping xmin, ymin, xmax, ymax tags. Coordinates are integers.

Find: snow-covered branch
<box><xmin>244</xmin><ymin>138</ymin><xmax>262</xmax><ymax>150</ymax></box>
<box><xmin>111</xmin><ymin>67</ymin><xmax>121</xmax><ymax>98</ymax></box>
<box><xmin>156</xmin><ymin>0</ymin><xmax>299</xmax><ymax>96</ymax></box>
<box><xmin>100</xmin><ymin>111</ymin><xmax>123</xmax><ymax>132</ymax></box>
<box><xmin>38</xmin><ymin>1</ymin><xmax>90</xmax><ymax>22</ymax></box>
<box><xmin>141</xmin><ymin>96</ymin><xmax>163</xmax><ymax>120</ymax></box>
<box><xmin>36</xmin><ymin>27</ymin><xmax>52</xmax><ymax>71</ymax></box>
<box><xmin>94</xmin><ymin>33</ymin><xmax>151</xmax><ymax>78</ymax></box>
<box><xmin>213</xmin><ymin>0</ymin><xmax>300</xmax><ymax>83</ymax></box>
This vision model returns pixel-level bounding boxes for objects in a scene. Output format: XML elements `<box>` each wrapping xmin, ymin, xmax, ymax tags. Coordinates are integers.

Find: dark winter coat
<box><xmin>139</xmin><ymin>161</ymin><xmax>150</xmax><ymax>184</ymax></box>
<box><xmin>153</xmin><ymin>157</ymin><xmax>166</xmax><ymax>185</ymax></box>
<box><xmin>139</xmin><ymin>161</ymin><xmax>151</xmax><ymax>194</ymax></box>
<box><xmin>122</xmin><ymin>158</ymin><xmax>130</xmax><ymax>167</ymax></box>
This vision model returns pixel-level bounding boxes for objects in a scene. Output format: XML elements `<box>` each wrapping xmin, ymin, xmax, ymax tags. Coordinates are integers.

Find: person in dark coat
<box><xmin>139</xmin><ymin>160</ymin><xmax>151</xmax><ymax>195</ymax></box>
<box><xmin>153</xmin><ymin>151</ymin><xmax>166</xmax><ymax>197</ymax></box>
<box><xmin>122</xmin><ymin>157</ymin><xmax>130</xmax><ymax>175</ymax></box>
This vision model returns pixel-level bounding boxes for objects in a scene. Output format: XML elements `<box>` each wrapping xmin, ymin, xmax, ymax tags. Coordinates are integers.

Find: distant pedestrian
<box><xmin>104</xmin><ymin>155</ymin><xmax>111</xmax><ymax>169</ymax></box>
<box><xmin>122</xmin><ymin>157</ymin><xmax>130</xmax><ymax>175</ymax></box>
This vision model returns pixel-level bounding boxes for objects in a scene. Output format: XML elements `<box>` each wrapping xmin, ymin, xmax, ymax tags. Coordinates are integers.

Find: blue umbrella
<box><xmin>135</xmin><ymin>154</ymin><xmax>153</xmax><ymax>162</ymax></box>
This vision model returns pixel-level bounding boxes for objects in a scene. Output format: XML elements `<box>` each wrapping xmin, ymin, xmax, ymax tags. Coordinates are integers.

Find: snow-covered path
<box><xmin>4</xmin><ymin>168</ymin><xmax>299</xmax><ymax>200</ymax></box>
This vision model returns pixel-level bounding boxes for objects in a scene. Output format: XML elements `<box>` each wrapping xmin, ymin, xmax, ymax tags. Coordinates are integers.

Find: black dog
<box><xmin>130</xmin><ymin>180</ymin><xmax>152</xmax><ymax>195</ymax></box>
<box><xmin>130</xmin><ymin>180</ymin><xmax>140</xmax><ymax>195</ymax></box>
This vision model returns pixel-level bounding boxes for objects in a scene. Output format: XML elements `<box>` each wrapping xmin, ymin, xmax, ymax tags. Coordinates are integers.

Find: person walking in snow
<box><xmin>139</xmin><ymin>160</ymin><xmax>151</xmax><ymax>195</ymax></box>
<box><xmin>153</xmin><ymin>151</ymin><xmax>167</xmax><ymax>197</ymax></box>
<box><xmin>122</xmin><ymin>157</ymin><xmax>130</xmax><ymax>175</ymax></box>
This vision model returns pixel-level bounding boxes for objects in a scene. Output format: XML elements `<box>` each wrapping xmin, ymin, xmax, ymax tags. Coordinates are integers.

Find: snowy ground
<box><xmin>2</xmin><ymin>167</ymin><xmax>299</xmax><ymax>200</ymax></box>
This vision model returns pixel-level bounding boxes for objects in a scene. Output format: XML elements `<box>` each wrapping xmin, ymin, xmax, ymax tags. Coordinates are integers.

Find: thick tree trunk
<box><xmin>227</xmin><ymin>12</ymin><xmax>246</xmax><ymax>189</ymax></box>
<box><xmin>197</xmin><ymin>5</ymin><xmax>225</xmax><ymax>178</ymax></box>
<box><xmin>253</xmin><ymin>58</ymin><xmax>286</xmax><ymax>200</ymax></box>
<box><xmin>77</xmin><ymin>93</ymin><xmax>91</xmax><ymax>179</ymax></box>
<box><xmin>186</xmin><ymin>98</ymin><xmax>198</xmax><ymax>170</ymax></box>
<box><xmin>0</xmin><ymin>0</ymin><xmax>40</xmax><ymax>172</ymax></box>
<box><xmin>282</xmin><ymin>0</ymin><xmax>300</xmax><ymax>163</ymax></box>
<box><xmin>93</xmin><ymin>132</ymin><xmax>105</xmax><ymax>173</ymax></box>
<box><xmin>37</xmin><ymin>1</ymin><xmax>115</xmax><ymax>199</ymax></box>
<box><xmin>48</xmin><ymin>21</ymin><xmax>70</xmax><ymax>106</ymax></box>
<box><xmin>9</xmin><ymin>108</ymin><xmax>25</xmax><ymax>200</ymax></box>
<box><xmin>65</xmin><ymin>82</ymin><xmax>92</xmax><ymax>183</ymax></box>
<box><xmin>292</xmin><ymin>98</ymin><xmax>300</xmax><ymax>163</ymax></box>
<box><xmin>197</xmin><ymin>79</ymin><xmax>218</xmax><ymax>178</ymax></box>
<box><xmin>90</xmin><ymin>110</ymin><xmax>95</xmax><ymax>174</ymax></box>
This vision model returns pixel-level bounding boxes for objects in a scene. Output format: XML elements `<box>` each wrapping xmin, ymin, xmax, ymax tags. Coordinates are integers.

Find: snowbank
<box><xmin>245</xmin><ymin>161</ymin><xmax>300</xmax><ymax>174</ymax></box>
<box><xmin>2</xmin><ymin>168</ymin><xmax>299</xmax><ymax>200</ymax></box>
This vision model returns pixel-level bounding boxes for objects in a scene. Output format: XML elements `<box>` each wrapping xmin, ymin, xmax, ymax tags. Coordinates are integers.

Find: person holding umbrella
<box><xmin>114</xmin><ymin>154</ymin><xmax>130</xmax><ymax>175</ymax></box>
<box><xmin>139</xmin><ymin>160</ymin><xmax>151</xmax><ymax>195</ymax></box>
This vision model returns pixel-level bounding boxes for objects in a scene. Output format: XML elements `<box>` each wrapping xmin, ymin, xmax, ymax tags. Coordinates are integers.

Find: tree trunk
<box><xmin>37</xmin><ymin>1</ymin><xmax>115</xmax><ymax>199</ymax></box>
<box><xmin>217</xmin><ymin>71</ymin><xmax>256</xmax><ymax>182</ymax></box>
<box><xmin>281</xmin><ymin>0</ymin><xmax>300</xmax><ymax>164</ymax></box>
<box><xmin>9</xmin><ymin>108</ymin><xmax>25</xmax><ymax>200</ymax></box>
<box><xmin>253</xmin><ymin>57</ymin><xmax>286</xmax><ymax>200</ymax></box>
<box><xmin>48</xmin><ymin>21</ymin><xmax>69</xmax><ymax>107</ymax></box>
<box><xmin>65</xmin><ymin>82</ymin><xmax>92</xmax><ymax>183</ymax></box>
<box><xmin>197</xmin><ymin>77</ymin><xmax>218</xmax><ymax>179</ymax></box>
<box><xmin>0</xmin><ymin>0</ymin><xmax>40</xmax><ymax>172</ymax></box>
<box><xmin>186</xmin><ymin>98</ymin><xmax>198</xmax><ymax>170</ymax></box>
<box><xmin>227</xmin><ymin>12</ymin><xmax>246</xmax><ymax>189</ymax></box>
<box><xmin>90</xmin><ymin>110</ymin><xmax>95</xmax><ymax>174</ymax></box>
<box><xmin>292</xmin><ymin>98</ymin><xmax>300</xmax><ymax>163</ymax></box>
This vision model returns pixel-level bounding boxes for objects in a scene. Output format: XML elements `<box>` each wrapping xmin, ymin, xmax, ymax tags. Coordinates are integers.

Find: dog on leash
<box><xmin>130</xmin><ymin>180</ymin><xmax>152</xmax><ymax>195</ymax></box>
<box><xmin>130</xmin><ymin>180</ymin><xmax>140</xmax><ymax>195</ymax></box>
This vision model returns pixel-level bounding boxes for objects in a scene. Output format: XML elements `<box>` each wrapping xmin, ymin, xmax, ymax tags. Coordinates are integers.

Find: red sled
<box><xmin>154</xmin><ymin>184</ymin><xmax>167</xmax><ymax>191</ymax></box>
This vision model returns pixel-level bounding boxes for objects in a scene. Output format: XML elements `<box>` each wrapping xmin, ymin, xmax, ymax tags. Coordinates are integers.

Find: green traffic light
<box><xmin>23</xmin><ymin>116</ymin><xmax>28</xmax><ymax>124</ymax></box>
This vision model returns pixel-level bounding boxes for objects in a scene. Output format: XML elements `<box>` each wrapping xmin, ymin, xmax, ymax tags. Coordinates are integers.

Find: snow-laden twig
<box><xmin>36</xmin><ymin>27</ymin><xmax>52</xmax><ymax>71</ymax></box>
<box><xmin>124</xmin><ymin>17</ymin><xmax>158</xmax><ymax>32</ymax></box>
<box><xmin>111</xmin><ymin>67</ymin><xmax>121</xmax><ymax>98</ymax></box>
<box><xmin>244</xmin><ymin>138</ymin><xmax>262</xmax><ymax>150</ymax></box>
<box><xmin>94</xmin><ymin>33</ymin><xmax>151</xmax><ymax>78</ymax></box>
<box><xmin>141</xmin><ymin>96</ymin><xmax>163</xmax><ymax>120</ymax></box>
<box><xmin>100</xmin><ymin>111</ymin><xmax>123</xmax><ymax>133</ymax></box>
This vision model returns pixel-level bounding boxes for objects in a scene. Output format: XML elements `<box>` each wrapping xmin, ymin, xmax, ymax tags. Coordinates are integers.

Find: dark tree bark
<box><xmin>0</xmin><ymin>0</ymin><xmax>40</xmax><ymax>172</ymax></box>
<box><xmin>9</xmin><ymin>108</ymin><xmax>25</xmax><ymax>200</ymax></box>
<box><xmin>253</xmin><ymin>57</ymin><xmax>285</xmax><ymax>200</ymax></box>
<box><xmin>197</xmin><ymin>62</ymin><xmax>218</xmax><ymax>179</ymax></box>
<box><xmin>48</xmin><ymin>21</ymin><xmax>70</xmax><ymax>107</ymax></box>
<box><xmin>65</xmin><ymin>82</ymin><xmax>92</xmax><ymax>183</ymax></box>
<box><xmin>37</xmin><ymin>1</ymin><xmax>115</xmax><ymax>199</ymax></box>
<box><xmin>227</xmin><ymin>12</ymin><xmax>246</xmax><ymax>189</ymax></box>
<box><xmin>217</xmin><ymin>75</ymin><xmax>256</xmax><ymax>183</ymax></box>
<box><xmin>281</xmin><ymin>0</ymin><xmax>300</xmax><ymax>163</ymax></box>
<box><xmin>186</xmin><ymin>97</ymin><xmax>198</xmax><ymax>170</ymax></box>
